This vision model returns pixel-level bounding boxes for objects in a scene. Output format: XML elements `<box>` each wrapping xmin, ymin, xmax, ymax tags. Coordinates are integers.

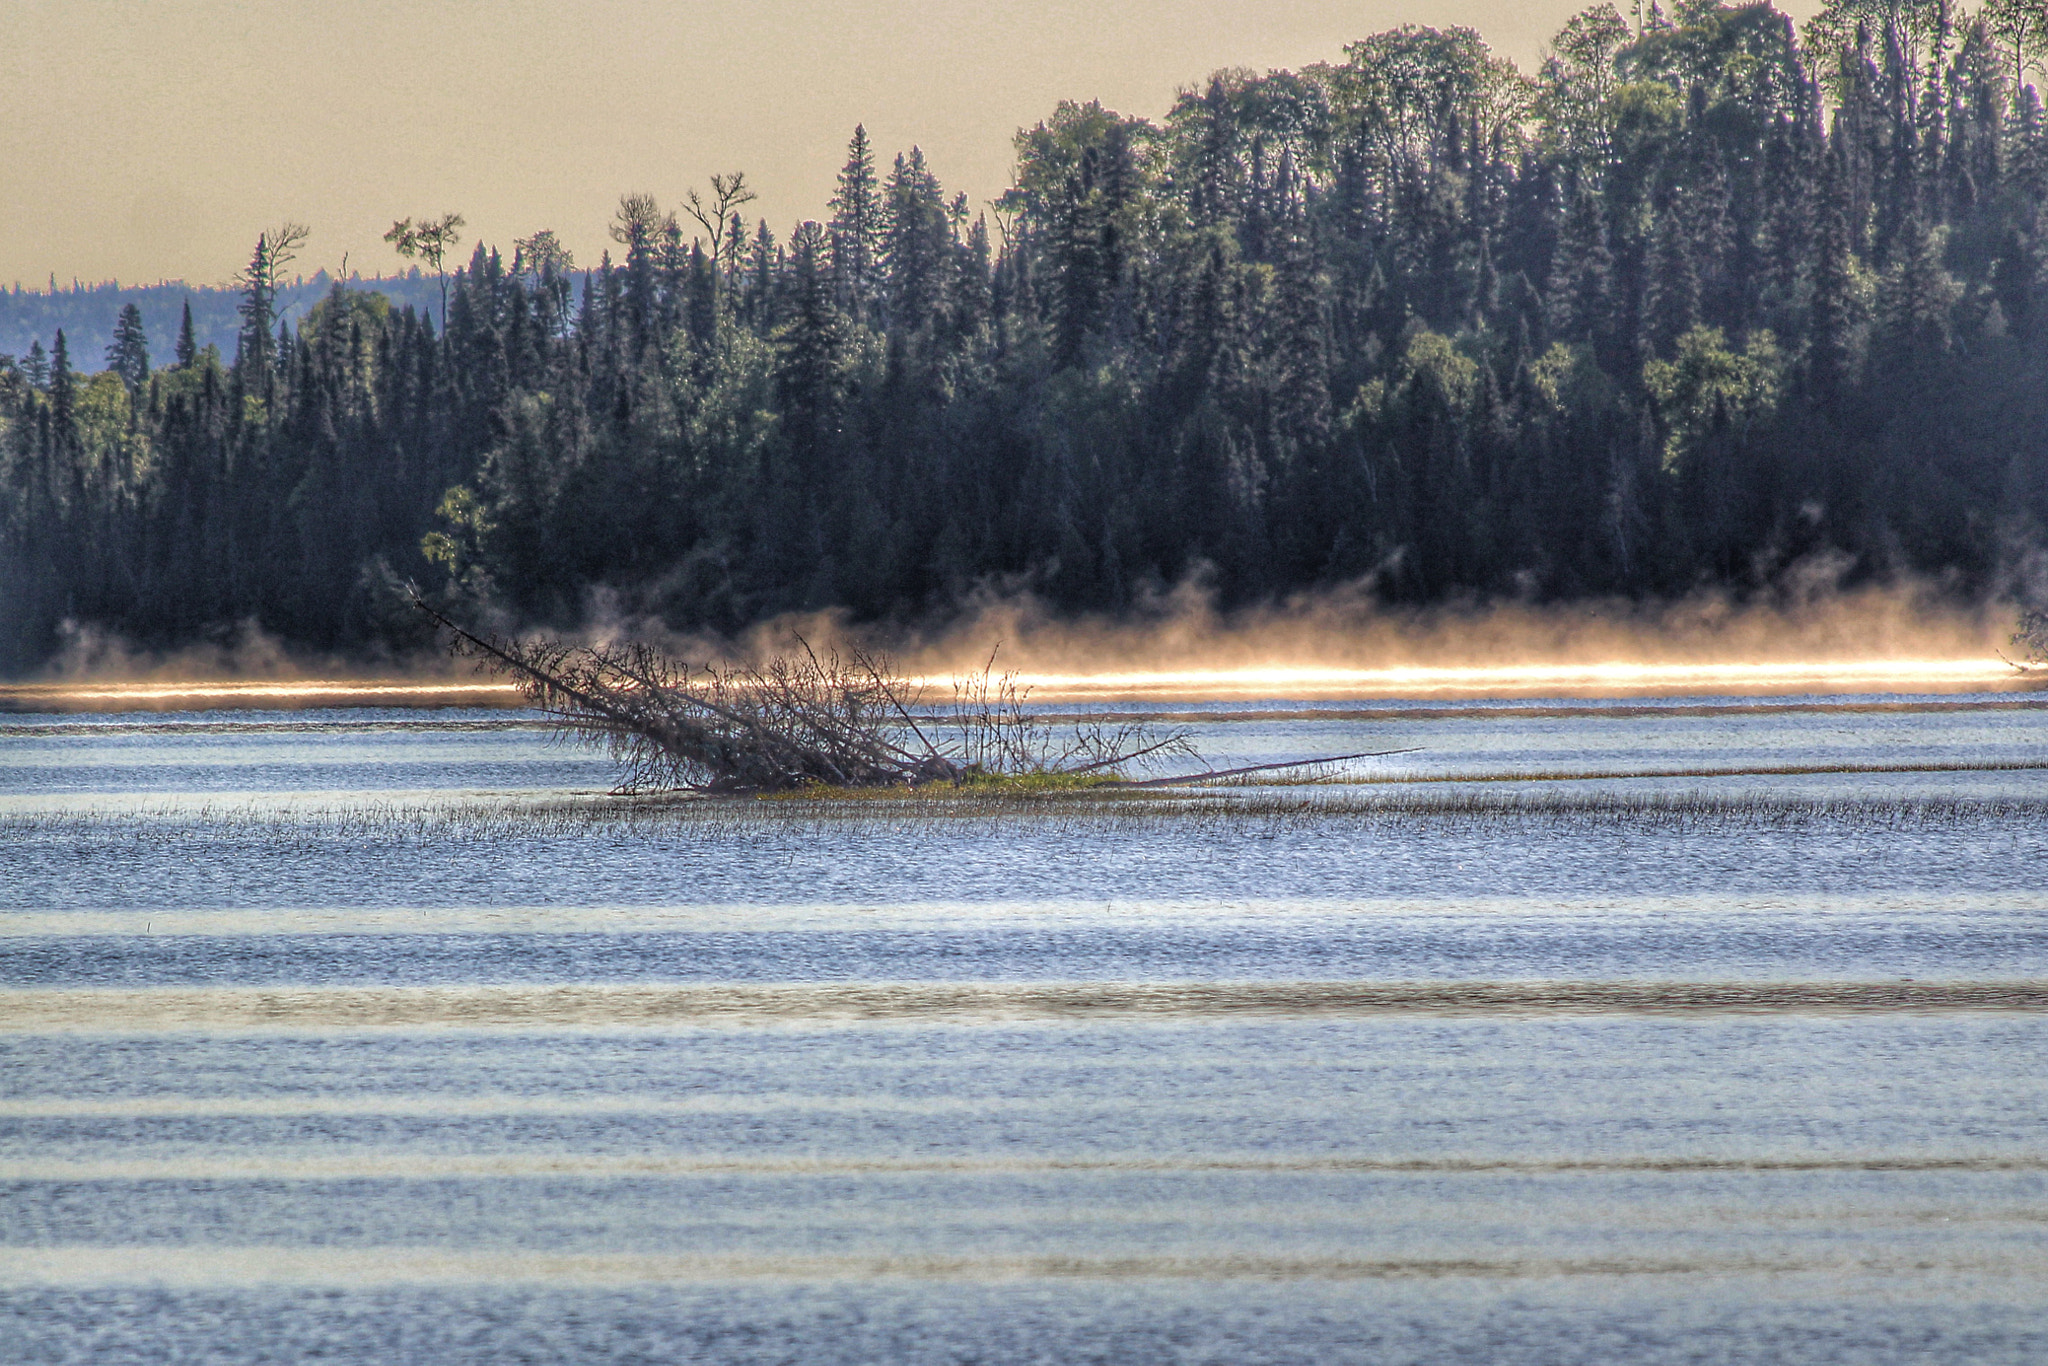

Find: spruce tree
<box><xmin>49</xmin><ymin>331</ymin><xmax>72</xmax><ymax>429</ymax></box>
<box><xmin>773</xmin><ymin>219</ymin><xmax>849</xmax><ymax>571</ymax></box>
<box><xmin>175</xmin><ymin>300</ymin><xmax>198</xmax><ymax>369</ymax></box>
<box><xmin>1640</xmin><ymin>200</ymin><xmax>1701</xmax><ymax>359</ymax></box>
<box><xmin>1873</xmin><ymin>213</ymin><xmax>1957</xmax><ymax>370</ymax></box>
<box><xmin>883</xmin><ymin>148</ymin><xmax>951</xmax><ymax>336</ymax></box>
<box><xmin>1189</xmin><ymin>76</ymin><xmax>1241</xmax><ymax>230</ymax></box>
<box><xmin>749</xmin><ymin>219</ymin><xmax>778</xmax><ymax>323</ymax></box>
<box><xmin>956</xmin><ymin>214</ymin><xmax>995</xmax><ymax>332</ymax></box>
<box><xmin>48</xmin><ymin>331</ymin><xmax>79</xmax><ymax>513</ymax></box>
<box><xmin>777</xmin><ymin>222</ymin><xmax>846</xmax><ymax>443</ymax></box>
<box><xmin>1050</xmin><ymin>165</ymin><xmax>1103</xmax><ymax>368</ymax></box>
<box><xmin>106</xmin><ymin>303</ymin><xmax>150</xmax><ymax>391</ymax></box>
<box><xmin>1805</xmin><ymin>148</ymin><xmax>1861</xmax><ymax>400</ymax></box>
<box><xmin>829</xmin><ymin>126</ymin><xmax>883</xmax><ymax>320</ymax></box>
<box><xmin>1546</xmin><ymin>179</ymin><xmax>1614</xmax><ymax>351</ymax></box>
<box><xmin>236</xmin><ymin>233</ymin><xmax>275</xmax><ymax>379</ymax></box>
<box><xmin>1269</xmin><ymin>209</ymin><xmax>1331</xmax><ymax>450</ymax></box>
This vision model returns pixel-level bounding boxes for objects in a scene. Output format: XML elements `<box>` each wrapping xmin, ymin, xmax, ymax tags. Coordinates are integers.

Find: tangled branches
<box><xmin>2015</xmin><ymin>609</ymin><xmax>2048</xmax><ymax>668</ymax></box>
<box><xmin>946</xmin><ymin>656</ymin><xmax>1196</xmax><ymax>780</ymax></box>
<box><xmin>411</xmin><ymin>596</ymin><xmax>1195</xmax><ymax>793</ymax></box>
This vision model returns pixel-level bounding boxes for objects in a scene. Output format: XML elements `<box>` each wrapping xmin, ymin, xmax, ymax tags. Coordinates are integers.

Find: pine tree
<box><xmin>22</xmin><ymin>340</ymin><xmax>48</xmax><ymax>390</ymax></box>
<box><xmin>1757</xmin><ymin>128</ymin><xmax>1814</xmax><ymax>328</ymax></box>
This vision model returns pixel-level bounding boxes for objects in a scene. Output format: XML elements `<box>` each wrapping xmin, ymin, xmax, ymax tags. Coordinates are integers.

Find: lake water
<box><xmin>1</xmin><ymin>693</ymin><xmax>2045</xmax><ymax>1363</ymax></box>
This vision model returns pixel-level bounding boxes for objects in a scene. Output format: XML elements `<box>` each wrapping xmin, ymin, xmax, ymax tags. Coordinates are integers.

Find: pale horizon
<box><xmin>0</xmin><ymin>0</ymin><xmax>1824</xmax><ymax>287</ymax></box>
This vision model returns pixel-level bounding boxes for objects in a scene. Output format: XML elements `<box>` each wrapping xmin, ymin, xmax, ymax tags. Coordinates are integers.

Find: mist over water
<box><xmin>5</xmin><ymin>581</ymin><xmax>2040</xmax><ymax>711</ymax></box>
<box><xmin>889</xmin><ymin>578</ymin><xmax>2032</xmax><ymax>680</ymax></box>
<box><xmin>1</xmin><ymin>679</ymin><xmax>2044</xmax><ymax>1361</ymax></box>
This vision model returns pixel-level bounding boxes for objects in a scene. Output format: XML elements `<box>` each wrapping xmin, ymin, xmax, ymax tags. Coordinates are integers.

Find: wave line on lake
<box><xmin>4</xmin><ymin>1154</ymin><xmax>2046</xmax><ymax>1181</ymax></box>
<box><xmin>5</xmin><ymin>980</ymin><xmax>2047</xmax><ymax>1030</ymax></box>
<box><xmin>4</xmin><ymin>1246</ymin><xmax>2042</xmax><ymax>1286</ymax></box>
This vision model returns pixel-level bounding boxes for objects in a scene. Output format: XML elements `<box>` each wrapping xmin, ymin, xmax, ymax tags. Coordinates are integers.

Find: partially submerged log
<box><xmin>412</xmin><ymin>595</ymin><xmax>1199</xmax><ymax>793</ymax></box>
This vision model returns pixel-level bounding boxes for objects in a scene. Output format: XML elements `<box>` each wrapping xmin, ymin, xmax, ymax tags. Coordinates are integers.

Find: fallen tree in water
<box><xmin>2015</xmin><ymin>610</ymin><xmax>2048</xmax><ymax>669</ymax></box>
<box><xmin>412</xmin><ymin>595</ymin><xmax>1204</xmax><ymax>793</ymax></box>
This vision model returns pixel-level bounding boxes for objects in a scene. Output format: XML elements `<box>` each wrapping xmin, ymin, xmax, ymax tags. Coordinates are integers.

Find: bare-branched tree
<box><xmin>385</xmin><ymin>212</ymin><xmax>467</xmax><ymax>328</ymax></box>
<box><xmin>684</xmin><ymin>172</ymin><xmax>759</xmax><ymax>290</ymax></box>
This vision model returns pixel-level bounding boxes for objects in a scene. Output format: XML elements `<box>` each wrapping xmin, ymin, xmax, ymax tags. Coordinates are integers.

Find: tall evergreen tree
<box><xmin>776</xmin><ymin>221</ymin><xmax>848</xmax><ymax>481</ymax></box>
<box><xmin>1872</xmin><ymin>213</ymin><xmax>1958</xmax><ymax>369</ymax></box>
<box><xmin>1641</xmin><ymin>198</ymin><xmax>1702</xmax><ymax>358</ymax></box>
<box><xmin>829</xmin><ymin>126</ymin><xmax>884</xmax><ymax>320</ymax></box>
<box><xmin>174</xmin><ymin>300</ymin><xmax>198</xmax><ymax>369</ymax></box>
<box><xmin>106</xmin><ymin>303</ymin><xmax>150</xmax><ymax>391</ymax></box>
<box><xmin>883</xmin><ymin>148</ymin><xmax>952</xmax><ymax>333</ymax></box>
<box><xmin>48</xmin><ymin>330</ymin><xmax>72</xmax><ymax>437</ymax></box>
<box><xmin>1547</xmin><ymin>178</ymin><xmax>1615</xmax><ymax>350</ymax></box>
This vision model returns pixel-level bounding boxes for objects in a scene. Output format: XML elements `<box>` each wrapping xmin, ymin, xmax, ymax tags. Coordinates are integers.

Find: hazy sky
<box><xmin>0</xmin><ymin>0</ymin><xmax>1824</xmax><ymax>288</ymax></box>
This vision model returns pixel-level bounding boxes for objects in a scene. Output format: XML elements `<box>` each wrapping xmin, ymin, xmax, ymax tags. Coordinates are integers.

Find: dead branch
<box><xmin>408</xmin><ymin>593</ymin><xmax>1205</xmax><ymax>793</ymax></box>
<box><xmin>1116</xmin><ymin>750</ymin><xmax>1422</xmax><ymax>788</ymax></box>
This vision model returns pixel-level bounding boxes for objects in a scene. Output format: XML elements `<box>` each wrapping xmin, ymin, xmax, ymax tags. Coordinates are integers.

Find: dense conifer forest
<box><xmin>5</xmin><ymin>0</ymin><xmax>2048</xmax><ymax>670</ymax></box>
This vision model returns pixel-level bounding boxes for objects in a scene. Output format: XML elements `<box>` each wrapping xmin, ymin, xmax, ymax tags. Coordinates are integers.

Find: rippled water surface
<box><xmin>1</xmin><ymin>694</ymin><xmax>2045</xmax><ymax>1362</ymax></box>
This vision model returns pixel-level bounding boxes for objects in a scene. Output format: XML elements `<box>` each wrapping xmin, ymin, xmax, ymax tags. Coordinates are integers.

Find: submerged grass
<box><xmin>6</xmin><ymin>787</ymin><xmax>2047</xmax><ymax>850</ymax></box>
<box><xmin>763</xmin><ymin>770</ymin><xmax>1131</xmax><ymax>802</ymax></box>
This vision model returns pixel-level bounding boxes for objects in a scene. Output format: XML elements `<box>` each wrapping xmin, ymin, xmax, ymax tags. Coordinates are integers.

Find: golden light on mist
<box><xmin>0</xmin><ymin>681</ymin><xmax>520</xmax><ymax>713</ymax></box>
<box><xmin>1002</xmin><ymin>658</ymin><xmax>2030</xmax><ymax>700</ymax></box>
<box><xmin>1</xmin><ymin>656</ymin><xmax>2031</xmax><ymax>713</ymax></box>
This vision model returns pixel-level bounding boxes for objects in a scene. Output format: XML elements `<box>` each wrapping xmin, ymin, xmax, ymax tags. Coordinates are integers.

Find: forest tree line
<box><xmin>5</xmin><ymin>0</ymin><xmax>2048</xmax><ymax>669</ymax></box>
<box><xmin>0</xmin><ymin>271</ymin><xmax>449</xmax><ymax>370</ymax></box>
